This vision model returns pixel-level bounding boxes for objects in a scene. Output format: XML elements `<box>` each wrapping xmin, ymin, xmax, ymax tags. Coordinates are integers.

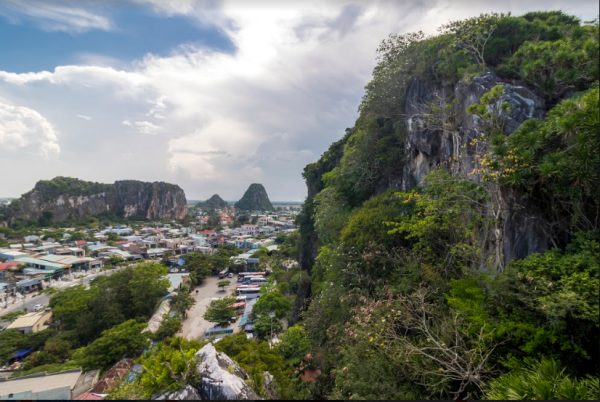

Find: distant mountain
<box><xmin>234</xmin><ymin>183</ymin><xmax>273</xmax><ymax>211</ymax></box>
<box><xmin>196</xmin><ymin>194</ymin><xmax>228</xmax><ymax>210</ymax></box>
<box><xmin>0</xmin><ymin>176</ymin><xmax>187</xmax><ymax>226</ymax></box>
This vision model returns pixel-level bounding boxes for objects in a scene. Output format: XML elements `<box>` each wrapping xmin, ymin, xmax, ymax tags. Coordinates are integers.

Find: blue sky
<box><xmin>0</xmin><ymin>3</ymin><xmax>235</xmax><ymax>72</ymax></box>
<box><xmin>0</xmin><ymin>0</ymin><xmax>598</xmax><ymax>201</ymax></box>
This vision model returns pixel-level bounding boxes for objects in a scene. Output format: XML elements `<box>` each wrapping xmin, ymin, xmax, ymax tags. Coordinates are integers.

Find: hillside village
<box><xmin>1</xmin><ymin>202</ymin><xmax>299</xmax><ymax>307</ymax></box>
<box><xmin>0</xmin><ymin>191</ymin><xmax>307</xmax><ymax>399</ymax></box>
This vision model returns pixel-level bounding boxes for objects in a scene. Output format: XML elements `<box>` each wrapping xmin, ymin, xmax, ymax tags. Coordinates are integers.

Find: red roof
<box><xmin>75</xmin><ymin>393</ymin><xmax>104</xmax><ymax>400</ymax></box>
<box><xmin>75</xmin><ymin>240</ymin><xmax>87</xmax><ymax>246</ymax></box>
<box><xmin>198</xmin><ymin>230</ymin><xmax>216</xmax><ymax>235</ymax></box>
<box><xmin>115</xmin><ymin>241</ymin><xmax>130</xmax><ymax>245</ymax></box>
<box><xmin>0</xmin><ymin>261</ymin><xmax>19</xmax><ymax>271</ymax></box>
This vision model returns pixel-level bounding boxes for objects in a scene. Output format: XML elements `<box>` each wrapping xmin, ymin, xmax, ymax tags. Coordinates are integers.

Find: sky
<box><xmin>0</xmin><ymin>0</ymin><xmax>598</xmax><ymax>201</ymax></box>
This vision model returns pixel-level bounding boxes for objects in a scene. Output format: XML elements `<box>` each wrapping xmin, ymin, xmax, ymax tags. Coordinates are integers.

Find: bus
<box><xmin>204</xmin><ymin>326</ymin><xmax>234</xmax><ymax>339</ymax></box>
<box><xmin>237</xmin><ymin>287</ymin><xmax>260</xmax><ymax>295</ymax></box>
<box><xmin>238</xmin><ymin>272</ymin><xmax>266</xmax><ymax>282</ymax></box>
<box><xmin>247</xmin><ymin>276</ymin><xmax>268</xmax><ymax>285</ymax></box>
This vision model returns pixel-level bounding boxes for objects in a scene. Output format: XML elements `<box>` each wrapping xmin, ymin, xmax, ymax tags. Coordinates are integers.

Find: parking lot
<box><xmin>179</xmin><ymin>275</ymin><xmax>242</xmax><ymax>340</ymax></box>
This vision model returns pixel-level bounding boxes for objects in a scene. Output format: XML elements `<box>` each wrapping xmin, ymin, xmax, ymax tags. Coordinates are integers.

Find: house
<box><xmin>257</xmin><ymin>216</ymin><xmax>273</xmax><ymax>227</ymax></box>
<box><xmin>108</xmin><ymin>227</ymin><xmax>133</xmax><ymax>236</ymax></box>
<box><xmin>197</xmin><ymin>230</ymin><xmax>217</xmax><ymax>239</ymax></box>
<box><xmin>6</xmin><ymin>310</ymin><xmax>52</xmax><ymax>334</ymax></box>
<box><xmin>23</xmin><ymin>235</ymin><xmax>40</xmax><ymax>243</ymax></box>
<box><xmin>241</xmin><ymin>225</ymin><xmax>259</xmax><ymax>236</ymax></box>
<box><xmin>88</xmin><ymin>359</ymin><xmax>135</xmax><ymax>394</ymax></box>
<box><xmin>0</xmin><ymin>368</ymin><xmax>84</xmax><ymax>400</ymax></box>
<box><xmin>0</xmin><ymin>249</ymin><xmax>28</xmax><ymax>261</ymax></box>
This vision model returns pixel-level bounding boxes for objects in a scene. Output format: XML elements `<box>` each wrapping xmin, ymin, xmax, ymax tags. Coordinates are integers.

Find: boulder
<box><xmin>154</xmin><ymin>384</ymin><xmax>202</xmax><ymax>400</ymax></box>
<box><xmin>195</xmin><ymin>343</ymin><xmax>262</xmax><ymax>400</ymax></box>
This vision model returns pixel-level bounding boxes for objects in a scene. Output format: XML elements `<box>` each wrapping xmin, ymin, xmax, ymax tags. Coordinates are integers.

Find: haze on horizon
<box><xmin>1</xmin><ymin>0</ymin><xmax>597</xmax><ymax>201</ymax></box>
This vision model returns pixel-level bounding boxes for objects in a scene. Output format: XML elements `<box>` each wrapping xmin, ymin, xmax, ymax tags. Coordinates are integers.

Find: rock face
<box><xmin>195</xmin><ymin>343</ymin><xmax>262</xmax><ymax>400</ymax></box>
<box><xmin>234</xmin><ymin>184</ymin><xmax>273</xmax><ymax>211</ymax></box>
<box><xmin>197</xmin><ymin>194</ymin><xmax>228</xmax><ymax>210</ymax></box>
<box><xmin>7</xmin><ymin>177</ymin><xmax>187</xmax><ymax>223</ymax></box>
<box><xmin>403</xmin><ymin>73</ymin><xmax>549</xmax><ymax>266</ymax></box>
<box><xmin>154</xmin><ymin>384</ymin><xmax>202</xmax><ymax>400</ymax></box>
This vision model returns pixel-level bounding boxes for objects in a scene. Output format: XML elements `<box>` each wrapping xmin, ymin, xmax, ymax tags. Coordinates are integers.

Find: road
<box><xmin>0</xmin><ymin>266</ymin><xmax>127</xmax><ymax>328</ymax></box>
<box><xmin>179</xmin><ymin>275</ymin><xmax>242</xmax><ymax>340</ymax></box>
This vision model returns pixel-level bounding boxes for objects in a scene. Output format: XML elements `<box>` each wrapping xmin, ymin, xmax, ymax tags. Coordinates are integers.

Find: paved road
<box><xmin>0</xmin><ymin>266</ymin><xmax>127</xmax><ymax>328</ymax></box>
<box><xmin>179</xmin><ymin>275</ymin><xmax>241</xmax><ymax>340</ymax></box>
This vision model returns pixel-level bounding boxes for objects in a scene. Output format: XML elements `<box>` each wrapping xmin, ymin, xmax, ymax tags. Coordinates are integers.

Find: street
<box><xmin>179</xmin><ymin>275</ymin><xmax>241</xmax><ymax>340</ymax></box>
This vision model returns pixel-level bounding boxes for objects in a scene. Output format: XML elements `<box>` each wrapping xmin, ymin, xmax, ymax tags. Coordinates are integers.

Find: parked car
<box><xmin>228</xmin><ymin>273</ymin><xmax>234</xmax><ymax>278</ymax></box>
<box><xmin>32</xmin><ymin>304</ymin><xmax>45</xmax><ymax>312</ymax></box>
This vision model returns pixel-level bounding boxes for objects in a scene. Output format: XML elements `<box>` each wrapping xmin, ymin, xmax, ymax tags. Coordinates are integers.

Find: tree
<box><xmin>69</xmin><ymin>231</ymin><xmax>85</xmax><ymax>241</ymax></box>
<box><xmin>108</xmin><ymin>255</ymin><xmax>124</xmax><ymax>267</ymax></box>
<box><xmin>170</xmin><ymin>291</ymin><xmax>195</xmax><ymax>317</ymax></box>
<box><xmin>251</xmin><ymin>291</ymin><xmax>291</xmax><ymax>320</ymax></box>
<box><xmin>73</xmin><ymin>319</ymin><xmax>149</xmax><ymax>371</ymax></box>
<box><xmin>203</xmin><ymin>297</ymin><xmax>237</xmax><ymax>327</ymax></box>
<box><xmin>217</xmin><ymin>280</ymin><xmax>231</xmax><ymax>291</ymax></box>
<box><xmin>484</xmin><ymin>358</ymin><xmax>600</xmax><ymax>400</ymax></box>
<box><xmin>106</xmin><ymin>232</ymin><xmax>120</xmax><ymax>242</ymax></box>
<box><xmin>153</xmin><ymin>315</ymin><xmax>182</xmax><ymax>342</ymax></box>
<box><xmin>277</xmin><ymin>325</ymin><xmax>312</xmax><ymax>365</ymax></box>
<box><xmin>254</xmin><ymin>314</ymin><xmax>283</xmax><ymax>340</ymax></box>
<box><xmin>0</xmin><ymin>329</ymin><xmax>25</xmax><ymax>364</ymax></box>
<box><xmin>161</xmin><ymin>250</ymin><xmax>174</xmax><ymax>266</ymax></box>
<box><xmin>128</xmin><ymin>263</ymin><xmax>170</xmax><ymax>318</ymax></box>
<box><xmin>440</xmin><ymin>13</ymin><xmax>500</xmax><ymax>72</ymax></box>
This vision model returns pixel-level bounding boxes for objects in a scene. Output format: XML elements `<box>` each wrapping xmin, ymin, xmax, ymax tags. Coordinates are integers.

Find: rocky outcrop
<box><xmin>154</xmin><ymin>384</ymin><xmax>202</xmax><ymax>400</ymax></box>
<box><xmin>234</xmin><ymin>184</ymin><xmax>273</xmax><ymax>211</ymax></box>
<box><xmin>196</xmin><ymin>194</ymin><xmax>228</xmax><ymax>210</ymax></box>
<box><xmin>7</xmin><ymin>177</ymin><xmax>187</xmax><ymax>224</ymax></box>
<box><xmin>404</xmin><ymin>73</ymin><xmax>549</xmax><ymax>266</ymax></box>
<box><xmin>195</xmin><ymin>343</ymin><xmax>262</xmax><ymax>400</ymax></box>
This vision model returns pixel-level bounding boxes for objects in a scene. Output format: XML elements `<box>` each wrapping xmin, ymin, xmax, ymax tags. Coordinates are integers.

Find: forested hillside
<box><xmin>294</xmin><ymin>11</ymin><xmax>599</xmax><ymax>400</ymax></box>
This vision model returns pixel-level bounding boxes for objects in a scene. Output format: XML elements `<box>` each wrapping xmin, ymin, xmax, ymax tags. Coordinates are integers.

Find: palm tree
<box><xmin>484</xmin><ymin>358</ymin><xmax>599</xmax><ymax>400</ymax></box>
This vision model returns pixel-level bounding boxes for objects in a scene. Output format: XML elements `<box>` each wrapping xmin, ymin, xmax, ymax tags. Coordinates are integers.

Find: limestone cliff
<box><xmin>403</xmin><ymin>73</ymin><xmax>550</xmax><ymax>266</ymax></box>
<box><xmin>299</xmin><ymin>72</ymin><xmax>554</xmax><ymax>272</ymax></box>
<box><xmin>234</xmin><ymin>183</ymin><xmax>273</xmax><ymax>211</ymax></box>
<box><xmin>5</xmin><ymin>177</ymin><xmax>187</xmax><ymax>224</ymax></box>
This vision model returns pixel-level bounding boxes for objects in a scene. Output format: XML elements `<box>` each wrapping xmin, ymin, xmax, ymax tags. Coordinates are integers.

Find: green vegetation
<box><xmin>1</xmin><ymin>262</ymin><xmax>170</xmax><ymax>379</ymax></box>
<box><xmin>289</xmin><ymin>10</ymin><xmax>599</xmax><ymax>401</ymax></box>
<box><xmin>1</xmin><ymin>310</ymin><xmax>26</xmax><ymax>321</ymax></box>
<box><xmin>484</xmin><ymin>358</ymin><xmax>600</xmax><ymax>400</ymax></box>
<box><xmin>234</xmin><ymin>183</ymin><xmax>274</xmax><ymax>211</ymax></box>
<box><xmin>196</xmin><ymin>194</ymin><xmax>228</xmax><ymax>210</ymax></box>
<box><xmin>203</xmin><ymin>296</ymin><xmax>237</xmax><ymax>327</ymax></box>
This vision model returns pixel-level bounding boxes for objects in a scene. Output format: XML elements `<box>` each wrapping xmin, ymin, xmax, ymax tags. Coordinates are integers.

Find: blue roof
<box><xmin>12</xmin><ymin>348</ymin><xmax>33</xmax><ymax>358</ymax></box>
<box><xmin>239</xmin><ymin>314</ymin><xmax>248</xmax><ymax>327</ymax></box>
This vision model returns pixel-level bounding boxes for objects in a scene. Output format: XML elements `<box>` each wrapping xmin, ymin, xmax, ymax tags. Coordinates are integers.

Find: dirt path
<box><xmin>179</xmin><ymin>275</ymin><xmax>238</xmax><ymax>340</ymax></box>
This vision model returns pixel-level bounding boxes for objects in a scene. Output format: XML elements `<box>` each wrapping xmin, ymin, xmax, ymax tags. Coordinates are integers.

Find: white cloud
<box><xmin>0</xmin><ymin>102</ymin><xmax>60</xmax><ymax>160</ymax></box>
<box><xmin>77</xmin><ymin>114</ymin><xmax>91</xmax><ymax>120</ymax></box>
<box><xmin>0</xmin><ymin>0</ymin><xmax>111</xmax><ymax>33</ymax></box>
<box><xmin>0</xmin><ymin>0</ymin><xmax>598</xmax><ymax>200</ymax></box>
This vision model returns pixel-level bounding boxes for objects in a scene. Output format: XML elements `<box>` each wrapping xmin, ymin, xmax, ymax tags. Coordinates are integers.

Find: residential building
<box><xmin>0</xmin><ymin>249</ymin><xmax>28</xmax><ymax>261</ymax></box>
<box><xmin>241</xmin><ymin>225</ymin><xmax>259</xmax><ymax>236</ymax></box>
<box><xmin>6</xmin><ymin>310</ymin><xmax>52</xmax><ymax>334</ymax></box>
<box><xmin>0</xmin><ymin>368</ymin><xmax>84</xmax><ymax>400</ymax></box>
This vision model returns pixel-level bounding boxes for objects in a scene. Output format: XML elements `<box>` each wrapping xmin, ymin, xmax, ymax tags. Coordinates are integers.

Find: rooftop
<box><xmin>0</xmin><ymin>369</ymin><xmax>81</xmax><ymax>397</ymax></box>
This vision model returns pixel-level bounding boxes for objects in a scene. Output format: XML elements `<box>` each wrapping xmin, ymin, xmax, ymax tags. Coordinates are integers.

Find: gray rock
<box><xmin>404</xmin><ymin>73</ymin><xmax>549</xmax><ymax>267</ymax></box>
<box><xmin>195</xmin><ymin>343</ymin><xmax>262</xmax><ymax>400</ymax></box>
<box><xmin>154</xmin><ymin>384</ymin><xmax>202</xmax><ymax>400</ymax></box>
<box><xmin>6</xmin><ymin>178</ymin><xmax>187</xmax><ymax>223</ymax></box>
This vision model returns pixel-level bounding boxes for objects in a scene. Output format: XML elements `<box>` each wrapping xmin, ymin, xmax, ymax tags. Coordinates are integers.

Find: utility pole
<box><xmin>268</xmin><ymin>311</ymin><xmax>275</xmax><ymax>348</ymax></box>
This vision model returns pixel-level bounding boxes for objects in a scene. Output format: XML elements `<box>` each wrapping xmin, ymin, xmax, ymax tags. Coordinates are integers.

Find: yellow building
<box><xmin>6</xmin><ymin>310</ymin><xmax>52</xmax><ymax>334</ymax></box>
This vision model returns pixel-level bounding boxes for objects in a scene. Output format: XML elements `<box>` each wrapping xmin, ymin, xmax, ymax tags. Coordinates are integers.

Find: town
<box><xmin>0</xmin><ymin>198</ymin><xmax>305</xmax><ymax>399</ymax></box>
